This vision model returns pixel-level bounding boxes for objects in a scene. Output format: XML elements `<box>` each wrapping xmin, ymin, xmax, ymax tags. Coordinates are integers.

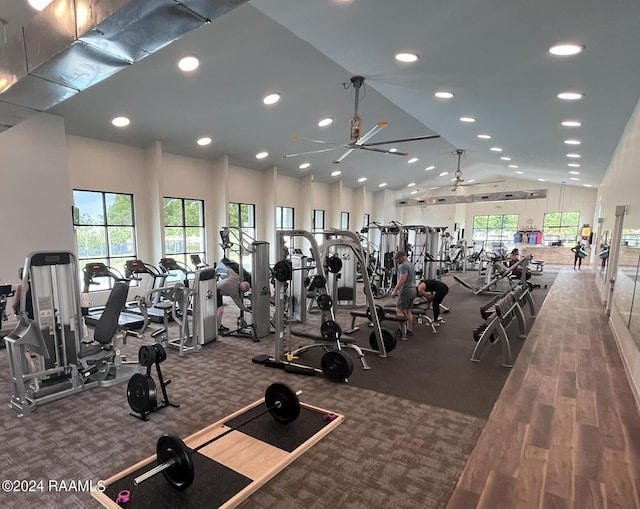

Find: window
<box><xmin>313</xmin><ymin>209</ymin><xmax>325</xmax><ymax>249</ymax></box>
<box><xmin>363</xmin><ymin>213</ymin><xmax>370</xmax><ymax>230</ymax></box>
<box><xmin>341</xmin><ymin>212</ymin><xmax>350</xmax><ymax>230</ymax></box>
<box><xmin>73</xmin><ymin>190</ymin><xmax>136</xmax><ymax>291</ymax></box>
<box><xmin>622</xmin><ymin>228</ymin><xmax>640</xmax><ymax>248</ymax></box>
<box><xmin>163</xmin><ymin>197</ymin><xmax>205</xmax><ymax>272</ymax></box>
<box><xmin>275</xmin><ymin>206</ymin><xmax>295</xmax><ymax>230</ymax></box>
<box><xmin>227</xmin><ymin>202</ymin><xmax>256</xmax><ymax>268</ymax></box>
<box><xmin>543</xmin><ymin>212</ymin><xmax>580</xmax><ymax>246</ymax></box>
<box><xmin>472</xmin><ymin>214</ymin><xmax>519</xmax><ymax>254</ymax></box>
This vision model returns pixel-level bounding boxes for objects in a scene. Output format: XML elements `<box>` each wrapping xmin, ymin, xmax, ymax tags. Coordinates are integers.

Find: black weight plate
<box><xmin>325</xmin><ymin>255</ymin><xmax>343</xmax><ymax>273</ymax></box>
<box><xmin>153</xmin><ymin>343</ymin><xmax>167</xmax><ymax>363</ymax></box>
<box><xmin>127</xmin><ymin>373</ymin><xmax>157</xmax><ymax>414</ymax></box>
<box><xmin>272</xmin><ymin>260</ymin><xmax>293</xmax><ymax>282</ymax></box>
<box><xmin>157</xmin><ymin>434</ymin><xmax>195</xmax><ymax>490</ymax></box>
<box><xmin>320</xmin><ymin>319</ymin><xmax>342</xmax><ymax>341</ymax></box>
<box><xmin>366</xmin><ymin>305</ymin><xmax>386</xmax><ymax>322</ymax></box>
<box><xmin>138</xmin><ymin>345</ymin><xmax>156</xmax><ymax>367</ymax></box>
<box><xmin>316</xmin><ymin>293</ymin><xmax>333</xmax><ymax>311</ymax></box>
<box><xmin>369</xmin><ymin>328</ymin><xmax>397</xmax><ymax>353</ymax></box>
<box><xmin>320</xmin><ymin>350</ymin><xmax>353</xmax><ymax>383</ymax></box>
<box><xmin>264</xmin><ymin>382</ymin><xmax>301</xmax><ymax>424</ymax></box>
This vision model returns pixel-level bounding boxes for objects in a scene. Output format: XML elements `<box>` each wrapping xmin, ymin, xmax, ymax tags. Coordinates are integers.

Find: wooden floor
<box><xmin>447</xmin><ymin>268</ymin><xmax>640</xmax><ymax>509</ymax></box>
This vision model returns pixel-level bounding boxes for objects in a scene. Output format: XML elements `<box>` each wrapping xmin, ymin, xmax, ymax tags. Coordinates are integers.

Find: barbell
<box><xmin>133</xmin><ymin>382</ymin><xmax>302</xmax><ymax>490</ymax></box>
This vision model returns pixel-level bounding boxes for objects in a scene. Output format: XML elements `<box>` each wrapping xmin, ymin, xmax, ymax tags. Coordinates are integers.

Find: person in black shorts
<box><xmin>417</xmin><ymin>279</ymin><xmax>449</xmax><ymax>324</ymax></box>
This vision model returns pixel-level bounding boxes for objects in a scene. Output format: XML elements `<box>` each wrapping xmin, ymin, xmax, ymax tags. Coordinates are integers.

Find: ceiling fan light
<box><xmin>318</xmin><ymin>117</ymin><xmax>333</xmax><ymax>127</ymax></box>
<box><xmin>395</xmin><ymin>52</ymin><xmax>419</xmax><ymax>63</ymax></box>
<box><xmin>549</xmin><ymin>43</ymin><xmax>584</xmax><ymax>56</ymax></box>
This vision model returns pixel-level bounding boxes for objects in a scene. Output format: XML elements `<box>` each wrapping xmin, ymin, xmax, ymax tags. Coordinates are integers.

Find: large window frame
<box><xmin>227</xmin><ymin>202</ymin><xmax>256</xmax><ymax>268</ymax></box>
<box><xmin>312</xmin><ymin>209</ymin><xmax>325</xmax><ymax>249</ymax></box>
<box><xmin>163</xmin><ymin>197</ymin><xmax>205</xmax><ymax>271</ymax></box>
<box><xmin>543</xmin><ymin>211</ymin><xmax>580</xmax><ymax>246</ymax></box>
<box><xmin>73</xmin><ymin>189</ymin><xmax>136</xmax><ymax>292</ymax></box>
<box><xmin>341</xmin><ymin>212</ymin><xmax>350</xmax><ymax>230</ymax></box>
<box><xmin>472</xmin><ymin>214</ymin><xmax>519</xmax><ymax>254</ymax></box>
<box><xmin>275</xmin><ymin>206</ymin><xmax>295</xmax><ymax>230</ymax></box>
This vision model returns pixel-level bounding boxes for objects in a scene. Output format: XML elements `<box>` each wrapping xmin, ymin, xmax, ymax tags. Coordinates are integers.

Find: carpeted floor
<box><xmin>0</xmin><ymin>267</ymin><xmax>557</xmax><ymax>508</ymax></box>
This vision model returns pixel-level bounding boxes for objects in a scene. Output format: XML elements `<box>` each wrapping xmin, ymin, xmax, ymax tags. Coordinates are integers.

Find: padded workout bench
<box><xmin>290</xmin><ymin>328</ymin><xmax>369</xmax><ymax>371</ymax></box>
<box><xmin>383</xmin><ymin>305</ymin><xmax>439</xmax><ymax>334</ymax></box>
<box><xmin>345</xmin><ymin>309</ymin><xmax>408</xmax><ymax>340</ymax></box>
<box><xmin>93</xmin><ymin>396</ymin><xmax>344</xmax><ymax>508</ymax></box>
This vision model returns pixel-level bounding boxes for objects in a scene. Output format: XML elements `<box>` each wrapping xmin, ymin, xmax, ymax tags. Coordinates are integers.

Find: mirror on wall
<box><xmin>613</xmin><ymin>227</ymin><xmax>640</xmax><ymax>349</ymax></box>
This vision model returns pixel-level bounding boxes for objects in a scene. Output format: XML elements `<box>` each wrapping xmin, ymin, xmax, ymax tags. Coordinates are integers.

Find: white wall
<box><xmin>0</xmin><ymin>113</ymin><xmax>75</xmax><ymax>282</ymax></box>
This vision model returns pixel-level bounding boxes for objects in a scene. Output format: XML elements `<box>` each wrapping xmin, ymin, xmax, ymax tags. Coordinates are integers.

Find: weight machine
<box><xmin>5</xmin><ymin>251</ymin><xmax>137</xmax><ymax>415</ymax></box>
<box><xmin>454</xmin><ymin>253</ymin><xmax>533</xmax><ymax>295</ymax></box>
<box><xmin>218</xmin><ymin>228</ymin><xmax>270</xmax><ymax>341</ymax></box>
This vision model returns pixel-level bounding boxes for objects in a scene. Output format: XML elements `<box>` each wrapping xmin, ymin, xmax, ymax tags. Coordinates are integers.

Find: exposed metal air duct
<box><xmin>396</xmin><ymin>189</ymin><xmax>548</xmax><ymax>207</ymax></box>
<box><xmin>0</xmin><ymin>0</ymin><xmax>247</xmax><ymax>131</ymax></box>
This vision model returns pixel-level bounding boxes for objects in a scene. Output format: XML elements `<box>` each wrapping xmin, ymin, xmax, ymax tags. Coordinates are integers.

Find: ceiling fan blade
<box><xmin>333</xmin><ymin>147</ymin><xmax>356</xmax><ymax>164</ymax></box>
<box><xmin>460</xmin><ymin>179</ymin><xmax>505</xmax><ymax>187</ymax></box>
<box><xmin>283</xmin><ymin>147</ymin><xmax>341</xmax><ymax>158</ymax></box>
<box><xmin>363</xmin><ymin>134</ymin><xmax>441</xmax><ymax>147</ymax></box>
<box><xmin>353</xmin><ymin>145</ymin><xmax>409</xmax><ymax>156</ymax></box>
<box><xmin>291</xmin><ymin>135</ymin><xmax>345</xmax><ymax>146</ymax></box>
<box><xmin>333</xmin><ymin>122</ymin><xmax>388</xmax><ymax>164</ymax></box>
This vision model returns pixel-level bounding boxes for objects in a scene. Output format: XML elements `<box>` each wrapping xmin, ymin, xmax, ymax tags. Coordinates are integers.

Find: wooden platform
<box><xmin>92</xmin><ymin>397</ymin><xmax>344</xmax><ymax>508</ymax></box>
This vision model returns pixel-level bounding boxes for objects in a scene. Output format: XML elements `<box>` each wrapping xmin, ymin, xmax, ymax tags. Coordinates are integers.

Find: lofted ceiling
<box><xmin>2</xmin><ymin>0</ymin><xmax>640</xmax><ymax>198</ymax></box>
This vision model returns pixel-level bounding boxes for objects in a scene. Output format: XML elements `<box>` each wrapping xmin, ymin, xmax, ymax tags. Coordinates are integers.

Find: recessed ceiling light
<box><xmin>434</xmin><ymin>91</ymin><xmax>454</xmax><ymax>99</ymax></box>
<box><xmin>256</xmin><ymin>151</ymin><xmax>269</xmax><ymax>159</ymax></box>
<box><xmin>407</xmin><ymin>182</ymin><xmax>416</xmax><ymax>187</ymax></box>
<box><xmin>178</xmin><ymin>55</ymin><xmax>200</xmax><ymax>72</ymax></box>
<box><xmin>389</xmin><ymin>147</ymin><xmax>398</xmax><ymax>153</ymax></box>
<box><xmin>569</xmin><ymin>170</ymin><xmax>580</xmax><ymax>175</ymax></box>
<box><xmin>557</xmin><ymin>91</ymin><xmax>583</xmax><ymax>100</ymax></box>
<box><xmin>564</xmin><ymin>139</ymin><xmax>581</xmax><ymax>145</ymax></box>
<box><xmin>408</xmin><ymin>157</ymin><xmax>418</xmax><ymax>164</ymax></box>
<box><xmin>331</xmin><ymin>170</ymin><xmax>342</xmax><ymax>177</ymax></box>
<box><xmin>111</xmin><ymin>116</ymin><xmax>130</xmax><ymax>127</ymax></box>
<box><xmin>439</xmin><ymin>171</ymin><xmax>448</xmax><ymax>177</ymax></box>
<box><xmin>537</xmin><ymin>178</ymin><xmax>546</xmax><ymax>182</ymax></box>
<box><xmin>562</xmin><ymin>120</ymin><xmax>582</xmax><ymax>127</ymax></box>
<box><xmin>477</xmin><ymin>134</ymin><xmax>492</xmax><ymax>139</ymax></box>
<box><xmin>425</xmin><ymin>165</ymin><xmax>435</xmax><ymax>171</ymax></box>
<box><xmin>568</xmin><ymin>164</ymin><xmax>581</xmax><ymax>168</ymax></box>
<box><xmin>299</xmin><ymin>163</ymin><xmax>311</xmax><ymax>169</ymax></box>
<box><xmin>467</xmin><ymin>179</ymin><xmax>476</xmax><ymax>183</ymax></box>
<box><xmin>429</xmin><ymin>187</ymin><xmax>439</xmax><ymax>190</ymax></box>
<box><xmin>490</xmin><ymin>147</ymin><xmax>503</xmax><ymax>152</ymax></box>
<box><xmin>508</xmin><ymin>165</ymin><xmax>519</xmax><ymax>168</ymax></box>
<box><xmin>566</xmin><ymin>153</ymin><xmax>581</xmax><ymax>158</ymax></box>
<box><xmin>378</xmin><ymin>182</ymin><xmax>388</xmax><ymax>188</ymax></box>
<box><xmin>197</xmin><ymin>137</ymin><xmax>212</xmax><ymax>146</ymax></box>
<box><xmin>549</xmin><ymin>44</ymin><xmax>584</xmax><ymax>56</ymax></box>
<box><xmin>318</xmin><ymin>117</ymin><xmax>333</xmax><ymax>127</ymax></box>
<box><xmin>28</xmin><ymin>0</ymin><xmax>53</xmax><ymax>10</ymax></box>
<box><xmin>583</xmin><ymin>184</ymin><xmax>593</xmax><ymax>187</ymax></box>
<box><xmin>357</xmin><ymin>177</ymin><xmax>367</xmax><ymax>183</ymax></box>
<box><xmin>410</xmin><ymin>190</ymin><xmax>419</xmax><ymax>195</ymax></box>
<box><xmin>263</xmin><ymin>93</ymin><xmax>281</xmax><ymax>105</ymax></box>
<box><xmin>500</xmin><ymin>156</ymin><xmax>511</xmax><ymax>161</ymax></box>
<box><xmin>570</xmin><ymin>177</ymin><xmax>580</xmax><ymax>181</ymax></box>
<box><xmin>395</xmin><ymin>52</ymin><xmax>419</xmax><ymax>63</ymax></box>
<box><xmin>460</xmin><ymin>116</ymin><xmax>476</xmax><ymax>123</ymax></box>
<box><xmin>515</xmin><ymin>171</ymin><xmax>524</xmax><ymax>175</ymax></box>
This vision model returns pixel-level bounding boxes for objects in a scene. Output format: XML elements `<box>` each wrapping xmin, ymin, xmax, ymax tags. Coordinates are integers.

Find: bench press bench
<box><xmin>344</xmin><ymin>307</ymin><xmax>409</xmax><ymax>340</ymax></box>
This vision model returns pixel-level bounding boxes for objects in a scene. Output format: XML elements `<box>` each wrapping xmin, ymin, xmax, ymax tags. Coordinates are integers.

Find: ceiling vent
<box><xmin>0</xmin><ymin>0</ymin><xmax>247</xmax><ymax>131</ymax></box>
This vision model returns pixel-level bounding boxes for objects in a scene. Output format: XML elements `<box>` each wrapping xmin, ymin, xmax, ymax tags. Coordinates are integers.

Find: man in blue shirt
<box><xmin>391</xmin><ymin>251</ymin><xmax>417</xmax><ymax>336</ymax></box>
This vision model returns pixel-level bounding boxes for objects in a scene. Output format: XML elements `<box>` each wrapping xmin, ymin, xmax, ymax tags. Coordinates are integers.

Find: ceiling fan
<box><xmin>449</xmin><ymin>149</ymin><xmax>505</xmax><ymax>191</ymax></box>
<box><xmin>283</xmin><ymin>75</ymin><xmax>441</xmax><ymax>164</ymax></box>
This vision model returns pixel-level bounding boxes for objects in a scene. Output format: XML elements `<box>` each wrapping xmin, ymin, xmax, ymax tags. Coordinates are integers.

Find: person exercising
<box><xmin>417</xmin><ymin>279</ymin><xmax>449</xmax><ymax>324</ymax></box>
<box><xmin>216</xmin><ymin>268</ymin><xmax>251</xmax><ymax>332</ymax></box>
<box><xmin>390</xmin><ymin>251</ymin><xmax>416</xmax><ymax>336</ymax></box>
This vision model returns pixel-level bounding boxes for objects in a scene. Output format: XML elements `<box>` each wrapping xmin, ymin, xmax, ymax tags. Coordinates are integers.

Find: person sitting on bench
<box><xmin>417</xmin><ymin>279</ymin><xmax>449</xmax><ymax>324</ymax></box>
<box><xmin>508</xmin><ymin>248</ymin><xmax>531</xmax><ymax>280</ymax></box>
<box><xmin>217</xmin><ymin>268</ymin><xmax>251</xmax><ymax>332</ymax></box>
<box><xmin>390</xmin><ymin>251</ymin><xmax>416</xmax><ymax>336</ymax></box>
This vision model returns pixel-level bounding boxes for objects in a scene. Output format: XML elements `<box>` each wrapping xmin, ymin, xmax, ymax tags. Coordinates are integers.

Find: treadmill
<box><xmin>82</xmin><ymin>262</ymin><xmax>145</xmax><ymax>331</ymax></box>
<box><xmin>124</xmin><ymin>259</ymin><xmax>173</xmax><ymax>323</ymax></box>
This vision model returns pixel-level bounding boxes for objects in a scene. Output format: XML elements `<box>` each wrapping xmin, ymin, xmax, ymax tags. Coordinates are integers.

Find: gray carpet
<box><xmin>0</xmin><ymin>268</ymin><xmax>556</xmax><ymax>508</ymax></box>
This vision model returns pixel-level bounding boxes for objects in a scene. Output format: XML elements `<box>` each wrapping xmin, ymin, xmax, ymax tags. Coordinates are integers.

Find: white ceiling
<box><xmin>2</xmin><ymin>0</ymin><xmax>640</xmax><ymax>197</ymax></box>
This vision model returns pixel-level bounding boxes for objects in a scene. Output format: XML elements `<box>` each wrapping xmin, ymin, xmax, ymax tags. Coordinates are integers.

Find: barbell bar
<box><xmin>133</xmin><ymin>383</ymin><xmax>302</xmax><ymax>490</ymax></box>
